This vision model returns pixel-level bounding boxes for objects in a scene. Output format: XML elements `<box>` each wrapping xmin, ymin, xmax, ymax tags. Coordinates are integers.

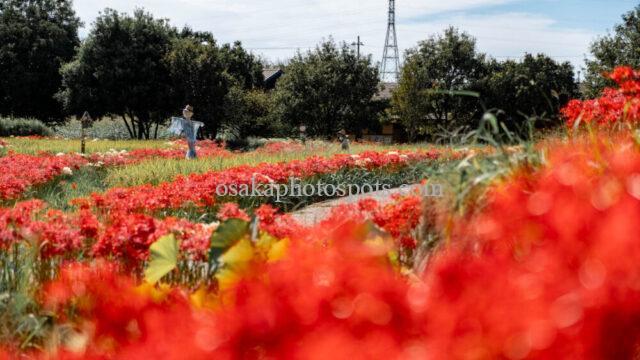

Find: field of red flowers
<box><xmin>1</xmin><ymin>67</ymin><xmax>640</xmax><ymax>359</ymax></box>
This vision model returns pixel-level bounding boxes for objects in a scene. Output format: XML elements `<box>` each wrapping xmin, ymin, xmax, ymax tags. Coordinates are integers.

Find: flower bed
<box><xmin>0</xmin><ymin>152</ymin><xmax>87</xmax><ymax>201</ymax></box>
<box><xmin>85</xmin><ymin>150</ymin><xmax>445</xmax><ymax>214</ymax></box>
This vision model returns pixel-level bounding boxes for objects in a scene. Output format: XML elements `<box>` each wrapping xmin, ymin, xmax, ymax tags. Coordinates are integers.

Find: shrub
<box><xmin>0</xmin><ymin>117</ymin><xmax>52</xmax><ymax>137</ymax></box>
<box><xmin>54</xmin><ymin>118</ymin><xmax>172</xmax><ymax>140</ymax></box>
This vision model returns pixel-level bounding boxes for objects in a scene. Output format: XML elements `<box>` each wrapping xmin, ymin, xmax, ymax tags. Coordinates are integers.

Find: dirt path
<box><xmin>290</xmin><ymin>184</ymin><xmax>421</xmax><ymax>227</ymax></box>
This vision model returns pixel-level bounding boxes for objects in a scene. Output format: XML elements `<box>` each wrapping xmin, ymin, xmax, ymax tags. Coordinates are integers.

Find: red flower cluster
<box><xmin>42</xmin><ymin>261</ymin><xmax>213</xmax><ymax>359</ymax></box>
<box><xmin>0</xmin><ymin>140</ymin><xmax>230</xmax><ymax>200</ymax></box>
<box><xmin>87</xmin><ymin>150</ymin><xmax>441</xmax><ymax>214</ymax></box>
<box><xmin>216</xmin><ymin>202</ymin><xmax>250</xmax><ymax>222</ymax></box>
<box><xmin>91</xmin><ymin>212</ymin><xmax>213</xmax><ymax>264</ymax></box>
<box><xmin>255</xmin><ymin>141</ymin><xmax>308</xmax><ymax>154</ymax></box>
<box><xmin>206</xmin><ymin>222</ymin><xmax>425</xmax><ymax>359</ymax></box>
<box><xmin>40</xmin><ymin>223</ymin><xmax>426</xmax><ymax>359</ymax></box>
<box><xmin>0</xmin><ymin>152</ymin><xmax>87</xmax><ymax>200</ymax></box>
<box><xmin>423</xmin><ymin>134</ymin><xmax>640</xmax><ymax>358</ymax></box>
<box><xmin>0</xmin><ymin>200</ymin><xmax>98</xmax><ymax>258</ymax></box>
<box><xmin>562</xmin><ymin>66</ymin><xmax>640</xmax><ymax>127</ymax></box>
<box><xmin>15</xmin><ymin>130</ymin><xmax>640</xmax><ymax>358</ymax></box>
<box><xmin>310</xmin><ymin>194</ymin><xmax>424</xmax><ymax>249</ymax></box>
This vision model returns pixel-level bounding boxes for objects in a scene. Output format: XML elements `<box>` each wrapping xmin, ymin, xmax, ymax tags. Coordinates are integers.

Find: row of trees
<box><xmin>392</xmin><ymin>28</ymin><xmax>577</xmax><ymax>141</ymax></box>
<box><xmin>2</xmin><ymin>1</ymin><xmax>639</xmax><ymax>141</ymax></box>
<box><xmin>58</xmin><ymin>10</ymin><xmax>264</xmax><ymax>139</ymax></box>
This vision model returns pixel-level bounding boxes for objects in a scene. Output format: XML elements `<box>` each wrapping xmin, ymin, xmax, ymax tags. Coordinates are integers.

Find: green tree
<box><xmin>585</xmin><ymin>4</ymin><xmax>640</xmax><ymax>97</ymax></box>
<box><xmin>58</xmin><ymin>8</ymin><xmax>174</xmax><ymax>139</ymax></box>
<box><xmin>165</xmin><ymin>37</ymin><xmax>232</xmax><ymax>138</ymax></box>
<box><xmin>221</xmin><ymin>86</ymin><xmax>277</xmax><ymax>139</ymax></box>
<box><xmin>0</xmin><ymin>0</ymin><xmax>80</xmax><ymax>122</ymax></box>
<box><xmin>165</xmin><ymin>36</ymin><xmax>264</xmax><ymax>138</ymax></box>
<box><xmin>389</xmin><ymin>61</ymin><xmax>430</xmax><ymax>142</ymax></box>
<box><xmin>391</xmin><ymin>27</ymin><xmax>487</xmax><ymax>141</ymax></box>
<box><xmin>482</xmin><ymin>54</ymin><xmax>577</xmax><ymax>135</ymax></box>
<box><xmin>58</xmin><ymin>9</ymin><xmax>263</xmax><ymax>139</ymax></box>
<box><xmin>272</xmin><ymin>40</ymin><xmax>379</xmax><ymax>138</ymax></box>
<box><xmin>220</xmin><ymin>41</ymin><xmax>264</xmax><ymax>89</ymax></box>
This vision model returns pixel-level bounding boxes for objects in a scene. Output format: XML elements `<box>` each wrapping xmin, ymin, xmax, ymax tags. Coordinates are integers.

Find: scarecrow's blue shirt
<box><xmin>169</xmin><ymin>117</ymin><xmax>204</xmax><ymax>142</ymax></box>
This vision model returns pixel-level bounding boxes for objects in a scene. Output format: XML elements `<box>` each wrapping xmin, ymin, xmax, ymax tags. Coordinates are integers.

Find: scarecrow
<box><xmin>169</xmin><ymin>105</ymin><xmax>204</xmax><ymax>159</ymax></box>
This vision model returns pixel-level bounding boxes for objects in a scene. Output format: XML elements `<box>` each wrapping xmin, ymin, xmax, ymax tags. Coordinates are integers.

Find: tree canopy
<box><xmin>391</xmin><ymin>27</ymin><xmax>487</xmax><ymax>141</ymax></box>
<box><xmin>58</xmin><ymin>9</ymin><xmax>263</xmax><ymax>139</ymax></box>
<box><xmin>0</xmin><ymin>0</ymin><xmax>80</xmax><ymax>123</ymax></box>
<box><xmin>391</xmin><ymin>28</ymin><xmax>577</xmax><ymax>141</ymax></box>
<box><xmin>272</xmin><ymin>40</ymin><xmax>379</xmax><ymax>138</ymax></box>
<box><xmin>482</xmin><ymin>54</ymin><xmax>577</xmax><ymax>135</ymax></box>
<box><xmin>585</xmin><ymin>4</ymin><xmax>640</xmax><ymax>97</ymax></box>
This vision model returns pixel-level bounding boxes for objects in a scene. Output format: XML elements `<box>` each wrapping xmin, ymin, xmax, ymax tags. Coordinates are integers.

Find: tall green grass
<box><xmin>103</xmin><ymin>143</ymin><xmax>444</xmax><ymax>188</ymax></box>
<box><xmin>2</xmin><ymin>137</ymin><xmax>170</xmax><ymax>155</ymax></box>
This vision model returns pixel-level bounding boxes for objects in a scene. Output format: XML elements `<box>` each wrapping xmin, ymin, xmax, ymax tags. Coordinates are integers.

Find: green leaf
<box><xmin>209</xmin><ymin>219</ymin><xmax>250</xmax><ymax>263</ymax></box>
<box><xmin>144</xmin><ymin>234</ymin><xmax>179</xmax><ymax>284</ymax></box>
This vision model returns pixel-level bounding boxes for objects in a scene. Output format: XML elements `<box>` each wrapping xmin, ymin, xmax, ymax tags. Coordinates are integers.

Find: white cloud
<box><xmin>73</xmin><ymin>0</ymin><xmax>597</xmax><ymax>71</ymax></box>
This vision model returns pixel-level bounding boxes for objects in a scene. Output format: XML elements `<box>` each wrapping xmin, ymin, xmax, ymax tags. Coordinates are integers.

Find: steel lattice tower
<box><xmin>380</xmin><ymin>0</ymin><xmax>399</xmax><ymax>83</ymax></box>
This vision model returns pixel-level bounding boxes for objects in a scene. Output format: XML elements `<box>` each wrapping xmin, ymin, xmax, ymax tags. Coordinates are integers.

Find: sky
<box><xmin>73</xmin><ymin>0</ymin><xmax>637</xmax><ymax>76</ymax></box>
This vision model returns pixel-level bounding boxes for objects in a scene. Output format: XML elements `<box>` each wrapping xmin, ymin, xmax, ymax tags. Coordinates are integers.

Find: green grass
<box><xmin>1</xmin><ymin>137</ymin><xmax>170</xmax><ymax>155</ymax></box>
<box><xmin>6</xmin><ymin>138</ymin><xmax>458</xmax><ymax>210</ymax></box>
<box><xmin>103</xmin><ymin>142</ymin><xmax>445</xmax><ymax>188</ymax></box>
<box><xmin>27</xmin><ymin>167</ymin><xmax>109</xmax><ymax>211</ymax></box>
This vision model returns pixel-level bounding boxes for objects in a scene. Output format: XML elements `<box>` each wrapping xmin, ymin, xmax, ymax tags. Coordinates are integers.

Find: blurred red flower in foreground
<box><xmin>42</xmin><ymin>222</ymin><xmax>425</xmax><ymax>359</ymax></box>
<box><xmin>425</xmin><ymin>134</ymin><xmax>640</xmax><ymax>358</ymax></box>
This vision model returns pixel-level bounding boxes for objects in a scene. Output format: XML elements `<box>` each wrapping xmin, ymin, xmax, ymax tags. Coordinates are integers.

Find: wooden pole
<box><xmin>80</xmin><ymin>111</ymin><xmax>92</xmax><ymax>154</ymax></box>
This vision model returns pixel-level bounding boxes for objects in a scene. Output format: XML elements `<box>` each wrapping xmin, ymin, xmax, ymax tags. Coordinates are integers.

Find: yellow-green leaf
<box><xmin>144</xmin><ymin>234</ymin><xmax>179</xmax><ymax>284</ymax></box>
<box><xmin>209</xmin><ymin>219</ymin><xmax>250</xmax><ymax>262</ymax></box>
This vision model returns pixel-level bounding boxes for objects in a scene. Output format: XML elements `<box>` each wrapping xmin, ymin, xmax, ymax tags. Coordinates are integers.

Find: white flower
<box><xmin>62</xmin><ymin>167</ymin><xmax>73</xmax><ymax>176</ymax></box>
<box><xmin>56</xmin><ymin>152</ymin><xmax>65</xmax><ymax>157</ymax></box>
<box><xmin>92</xmin><ymin>138</ymin><xmax>99</xmax><ymax>142</ymax></box>
<box><xmin>387</xmin><ymin>151</ymin><xmax>399</xmax><ymax>156</ymax></box>
<box><xmin>203</xmin><ymin>222</ymin><xmax>220</xmax><ymax>232</ymax></box>
<box><xmin>399</xmin><ymin>155</ymin><xmax>409</xmax><ymax>160</ymax></box>
<box><xmin>350</xmin><ymin>154</ymin><xmax>361</xmax><ymax>159</ymax></box>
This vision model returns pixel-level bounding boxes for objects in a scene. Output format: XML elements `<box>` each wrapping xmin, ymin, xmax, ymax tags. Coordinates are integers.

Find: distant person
<box><xmin>338</xmin><ymin>131</ymin><xmax>350</xmax><ymax>151</ymax></box>
<box><xmin>169</xmin><ymin>105</ymin><xmax>204</xmax><ymax>159</ymax></box>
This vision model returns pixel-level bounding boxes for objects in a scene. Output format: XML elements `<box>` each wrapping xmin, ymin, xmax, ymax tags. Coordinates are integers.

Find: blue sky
<box><xmin>73</xmin><ymin>0</ymin><xmax>638</xmax><ymax>73</ymax></box>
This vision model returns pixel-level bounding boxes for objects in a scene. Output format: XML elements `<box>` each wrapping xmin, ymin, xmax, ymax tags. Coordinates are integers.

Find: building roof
<box><xmin>374</xmin><ymin>82</ymin><xmax>398</xmax><ymax>101</ymax></box>
<box><xmin>263</xmin><ymin>68</ymin><xmax>284</xmax><ymax>82</ymax></box>
<box><xmin>263</xmin><ymin>68</ymin><xmax>284</xmax><ymax>89</ymax></box>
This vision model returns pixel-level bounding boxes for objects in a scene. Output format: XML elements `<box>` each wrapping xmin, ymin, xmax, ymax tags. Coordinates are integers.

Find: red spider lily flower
<box><xmin>217</xmin><ymin>203</ymin><xmax>250</xmax><ymax>222</ymax></box>
<box><xmin>0</xmin><ymin>152</ymin><xmax>87</xmax><ymax>200</ymax></box>
<box><xmin>92</xmin><ymin>212</ymin><xmax>213</xmax><ymax>264</ymax></box>
<box><xmin>562</xmin><ymin>66</ymin><xmax>640</xmax><ymax>127</ymax></box>
<box><xmin>84</xmin><ymin>150</ymin><xmax>442</xmax><ymax>215</ymax></box>
<box><xmin>424</xmin><ymin>133</ymin><xmax>640</xmax><ymax>358</ymax></box>
<box><xmin>40</xmin><ymin>221</ymin><xmax>424</xmax><ymax>359</ymax></box>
